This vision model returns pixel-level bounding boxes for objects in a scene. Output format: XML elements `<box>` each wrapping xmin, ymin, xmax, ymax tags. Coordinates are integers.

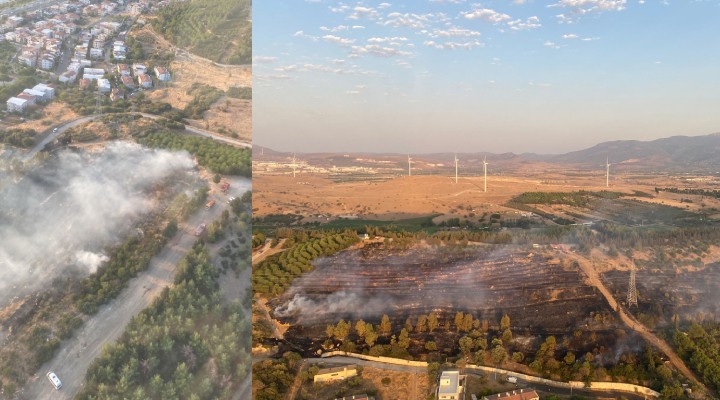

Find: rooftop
<box><xmin>483</xmin><ymin>389</ymin><xmax>539</xmax><ymax>400</ymax></box>
<box><xmin>438</xmin><ymin>370</ymin><xmax>461</xmax><ymax>395</ymax></box>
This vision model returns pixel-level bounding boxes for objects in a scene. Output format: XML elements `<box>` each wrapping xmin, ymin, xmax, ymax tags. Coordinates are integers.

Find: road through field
<box><xmin>19</xmin><ymin>179</ymin><xmax>249</xmax><ymax>399</ymax></box>
<box><xmin>567</xmin><ymin>252</ymin><xmax>708</xmax><ymax>395</ymax></box>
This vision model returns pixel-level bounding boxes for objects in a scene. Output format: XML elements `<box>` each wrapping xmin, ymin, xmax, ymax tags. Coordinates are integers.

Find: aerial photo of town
<box><xmin>0</xmin><ymin>0</ymin><xmax>252</xmax><ymax>398</ymax></box>
<box><xmin>252</xmin><ymin>1</ymin><xmax>720</xmax><ymax>399</ymax></box>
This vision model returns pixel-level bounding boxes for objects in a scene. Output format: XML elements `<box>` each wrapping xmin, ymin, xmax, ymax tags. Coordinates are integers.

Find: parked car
<box><xmin>46</xmin><ymin>371</ymin><xmax>62</xmax><ymax>390</ymax></box>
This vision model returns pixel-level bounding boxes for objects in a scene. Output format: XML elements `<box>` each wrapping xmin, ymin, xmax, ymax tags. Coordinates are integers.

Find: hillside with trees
<box><xmin>152</xmin><ymin>0</ymin><xmax>251</xmax><ymax>65</ymax></box>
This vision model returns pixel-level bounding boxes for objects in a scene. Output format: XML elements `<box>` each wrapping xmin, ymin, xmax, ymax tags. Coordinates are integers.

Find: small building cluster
<box><xmin>6</xmin><ymin>83</ymin><xmax>55</xmax><ymax>113</ymax></box>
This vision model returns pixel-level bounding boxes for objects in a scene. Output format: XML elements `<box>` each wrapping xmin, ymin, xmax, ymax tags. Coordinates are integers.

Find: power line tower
<box><xmin>627</xmin><ymin>266</ymin><xmax>638</xmax><ymax>307</ymax></box>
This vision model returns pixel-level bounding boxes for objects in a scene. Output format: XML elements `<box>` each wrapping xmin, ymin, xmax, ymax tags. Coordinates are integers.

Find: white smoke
<box><xmin>74</xmin><ymin>251</ymin><xmax>110</xmax><ymax>275</ymax></box>
<box><xmin>0</xmin><ymin>142</ymin><xmax>199</xmax><ymax>306</ymax></box>
<box><xmin>275</xmin><ymin>290</ymin><xmax>398</xmax><ymax>323</ymax></box>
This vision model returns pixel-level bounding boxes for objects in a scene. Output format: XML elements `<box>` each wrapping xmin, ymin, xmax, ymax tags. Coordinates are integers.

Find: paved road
<box><xmin>19</xmin><ymin>184</ymin><xmax>239</xmax><ymax>399</ymax></box>
<box><xmin>24</xmin><ymin>112</ymin><xmax>250</xmax><ymax>160</ymax></box>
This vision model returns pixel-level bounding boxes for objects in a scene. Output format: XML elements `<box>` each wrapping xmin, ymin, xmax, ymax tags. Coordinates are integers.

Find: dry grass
<box><xmin>13</xmin><ymin>102</ymin><xmax>80</xmax><ymax>132</ymax></box>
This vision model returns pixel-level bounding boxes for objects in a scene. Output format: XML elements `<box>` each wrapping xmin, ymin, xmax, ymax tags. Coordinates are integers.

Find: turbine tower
<box><xmin>408</xmin><ymin>154</ymin><xmax>412</xmax><ymax>177</ymax></box>
<box><xmin>291</xmin><ymin>154</ymin><xmax>297</xmax><ymax>178</ymax></box>
<box><xmin>606</xmin><ymin>157</ymin><xmax>611</xmax><ymax>188</ymax></box>
<box><xmin>454</xmin><ymin>154</ymin><xmax>459</xmax><ymax>183</ymax></box>
<box><xmin>627</xmin><ymin>265</ymin><xmax>638</xmax><ymax>307</ymax></box>
<box><xmin>482</xmin><ymin>156</ymin><xmax>488</xmax><ymax>192</ymax></box>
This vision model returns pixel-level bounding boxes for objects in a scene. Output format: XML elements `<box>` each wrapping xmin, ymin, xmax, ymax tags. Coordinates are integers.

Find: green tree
<box><xmin>379</xmin><ymin>314</ymin><xmax>392</xmax><ymax>336</ymax></box>
<box><xmin>427</xmin><ymin>312</ymin><xmax>439</xmax><ymax>332</ymax></box>
<box><xmin>501</xmin><ymin>314</ymin><xmax>511</xmax><ymax>330</ymax></box>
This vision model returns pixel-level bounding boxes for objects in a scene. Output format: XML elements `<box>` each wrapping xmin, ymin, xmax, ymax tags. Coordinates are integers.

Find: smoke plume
<box><xmin>0</xmin><ymin>142</ymin><xmax>198</xmax><ymax>306</ymax></box>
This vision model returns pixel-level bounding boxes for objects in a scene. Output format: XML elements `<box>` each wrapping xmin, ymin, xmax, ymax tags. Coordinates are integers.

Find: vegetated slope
<box><xmin>525</xmin><ymin>133</ymin><xmax>720</xmax><ymax>169</ymax></box>
<box><xmin>152</xmin><ymin>0</ymin><xmax>251</xmax><ymax>65</ymax></box>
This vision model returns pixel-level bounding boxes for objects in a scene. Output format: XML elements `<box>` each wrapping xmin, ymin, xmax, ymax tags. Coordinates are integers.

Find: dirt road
<box><xmin>20</xmin><ymin>178</ymin><xmax>250</xmax><ymax>399</ymax></box>
<box><xmin>252</xmin><ymin>239</ymin><xmax>286</xmax><ymax>266</ymax></box>
<box><xmin>568</xmin><ymin>252</ymin><xmax>708</xmax><ymax>394</ymax></box>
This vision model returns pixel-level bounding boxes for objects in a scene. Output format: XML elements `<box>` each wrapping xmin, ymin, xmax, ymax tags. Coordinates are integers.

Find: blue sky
<box><xmin>254</xmin><ymin>0</ymin><xmax>720</xmax><ymax>154</ymax></box>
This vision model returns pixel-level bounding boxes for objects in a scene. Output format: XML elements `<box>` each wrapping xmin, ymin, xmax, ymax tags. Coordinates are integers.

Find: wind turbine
<box><xmin>291</xmin><ymin>153</ymin><xmax>297</xmax><ymax>178</ymax></box>
<box><xmin>605</xmin><ymin>156</ymin><xmax>611</xmax><ymax>188</ymax></box>
<box><xmin>454</xmin><ymin>154</ymin><xmax>459</xmax><ymax>184</ymax></box>
<box><xmin>483</xmin><ymin>156</ymin><xmax>488</xmax><ymax>192</ymax></box>
<box><xmin>408</xmin><ymin>154</ymin><xmax>412</xmax><ymax>177</ymax></box>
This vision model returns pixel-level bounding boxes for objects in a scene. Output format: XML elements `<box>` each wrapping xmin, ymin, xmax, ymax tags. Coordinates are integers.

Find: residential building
<box><xmin>40</xmin><ymin>55</ymin><xmax>54</xmax><ymax>70</ymax></box>
<box><xmin>120</xmin><ymin>75</ymin><xmax>135</xmax><ymax>89</ymax></box>
<box><xmin>33</xmin><ymin>83</ymin><xmax>55</xmax><ymax>99</ymax></box>
<box><xmin>59</xmin><ymin>70</ymin><xmax>78</xmax><ymax>83</ymax></box>
<box><xmin>23</xmin><ymin>88</ymin><xmax>47</xmax><ymax>102</ymax></box>
<box><xmin>438</xmin><ymin>371</ymin><xmax>466</xmax><ymax>400</ymax></box>
<box><xmin>16</xmin><ymin>93</ymin><xmax>37</xmax><ymax>106</ymax></box>
<box><xmin>7</xmin><ymin>96</ymin><xmax>29</xmax><ymax>112</ymax></box>
<box><xmin>110</xmin><ymin>87</ymin><xmax>125</xmax><ymax>101</ymax></box>
<box><xmin>482</xmin><ymin>389</ymin><xmax>539</xmax><ymax>400</ymax></box>
<box><xmin>117</xmin><ymin>63</ymin><xmax>131</xmax><ymax>76</ymax></box>
<box><xmin>132</xmin><ymin>62</ymin><xmax>146</xmax><ymax>75</ymax></box>
<box><xmin>154</xmin><ymin>66</ymin><xmax>170</xmax><ymax>81</ymax></box>
<box><xmin>334</xmin><ymin>396</ymin><xmax>375</xmax><ymax>400</ymax></box>
<box><xmin>137</xmin><ymin>73</ymin><xmax>152</xmax><ymax>88</ymax></box>
<box><xmin>89</xmin><ymin>47</ymin><xmax>103</xmax><ymax>59</ymax></box>
<box><xmin>97</xmin><ymin>78</ymin><xmax>111</xmax><ymax>93</ymax></box>
<box><xmin>79</xmin><ymin>78</ymin><xmax>91</xmax><ymax>90</ymax></box>
<box><xmin>313</xmin><ymin>365</ymin><xmax>357</xmax><ymax>383</ymax></box>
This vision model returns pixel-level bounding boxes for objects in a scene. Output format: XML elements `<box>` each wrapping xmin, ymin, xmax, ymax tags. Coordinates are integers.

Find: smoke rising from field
<box><xmin>0</xmin><ymin>142</ymin><xmax>197</xmax><ymax>306</ymax></box>
<box><xmin>276</xmin><ymin>289</ymin><xmax>398</xmax><ymax>323</ymax></box>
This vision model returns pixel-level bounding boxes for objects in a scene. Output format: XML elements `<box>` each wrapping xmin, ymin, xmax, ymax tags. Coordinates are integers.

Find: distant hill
<box><xmin>152</xmin><ymin>0</ymin><xmax>251</xmax><ymax>65</ymax></box>
<box><xmin>257</xmin><ymin>133</ymin><xmax>720</xmax><ymax>173</ymax></box>
<box><xmin>526</xmin><ymin>133</ymin><xmax>720</xmax><ymax>170</ymax></box>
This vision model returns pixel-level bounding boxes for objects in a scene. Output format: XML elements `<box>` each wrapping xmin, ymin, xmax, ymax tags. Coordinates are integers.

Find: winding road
<box><xmin>24</xmin><ymin>112</ymin><xmax>250</xmax><ymax>160</ymax></box>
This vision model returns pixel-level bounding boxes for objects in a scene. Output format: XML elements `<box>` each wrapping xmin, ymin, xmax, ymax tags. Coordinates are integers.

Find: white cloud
<box><xmin>346</xmin><ymin>90</ymin><xmax>361</xmax><ymax>95</ymax></box>
<box><xmin>368</xmin><ymin>36</ymin><xmax>409</xmax><ymax>43</ymax></box>
<box><xmin>350</xmin><ymin>44</ymin><xmax>414</xmax><ymax>57</ymax></box>
<box><xmin>253</xmin><ymin>56</ymin><xmax>278</xmax><ymax>64</ymax></box>
<box><xmin>378</xmin><ymin>2</ymin><xmax>391</xmax><ymax>9</ymax></box>
<box><xmin>543</xmin><ymin>40</ymin><xmax>561</xmax><ymax>49</ymax></box>
<box><xmin>548</xmin><ymin>0</ymin><xmax>627</xmax><ymax>22</ymax></box>
<box><xmin>330</xmin><ymin>3</ymin><xmax>350</xmax><ymax>13</ymax></box>
<box><xmin>507</xmin><ymin>16</ymin><xmax>541</xmax><ymax>30</ymax></box>
<box><xmin>429</xmin><ymin>0</ymin><xmax>466</xmax><ymax>3</ymax></box>
<box><xmin>320</xmin><ymin>25</ymin><xmax>350</xmax><ymax>32</ymax></box>
<box><xmin>425</xmin><ymin>27</ymin><xmax>482</xmax><ymax>38</ymax></box>
<box><xmin>561</xmin><ymin>33</ymin><xmax>579</xmax><ymax>39</ymax></box>
<box><xmin>349</xmin><ymin>6</ymin><xmax>380</xmax><ymax>20</ymax></box>
<box><xmin>528</xmin><ymin>81</ymin><xmax>552</xmax><ymax>87</ymax></box>
<box><xmin>461</xmin><ymin>8</ymin><xmax>512</xmax><ymax>23</ymax></box>
<box><xmin>331</xmin><ymin>58</ymin><xmax>347</xmax><ymax>64</ymax></box>
<box><xmin>383</xmin><ymin>12</ymin><xmax>442</xmax><ymax>29</ymax></box>
<box><xmin>424</xmin><ymin>40</ymin><xmax>483</xmax><ymax>50</ymax></box>
<box><xmin>352</xmin><ymin>25</ymin><xmax>366</xmax><ymax>29</ymax></box>
<box><xmin>323</xmin><ymin>34</ymin><xmax>356</xmax><ymax>46</ymax></box>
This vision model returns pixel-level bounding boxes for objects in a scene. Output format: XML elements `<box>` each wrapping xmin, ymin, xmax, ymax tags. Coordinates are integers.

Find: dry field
<box><xmin>132</xmin><ymin>24</ymin><xmax>252</xmax><ymax>142</ymax></box>
<box><xmin>12</xmin><ymin>102</ymin><xmax>80</xmax><ymax>132</ymax></box>
<box><xmin>252</xmin><ymin>172</ymin><xmax>706</xmax><ymax>222</ymax></box>
<box><xmin>298</xmin><ymin>366</ymin><xmax>429</xmax><ymax>400</ymax></box>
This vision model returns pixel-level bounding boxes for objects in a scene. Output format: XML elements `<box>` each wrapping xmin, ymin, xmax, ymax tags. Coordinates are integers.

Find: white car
<box><xmin>227</xmin><ymin>197</ymin><xmax>236</xmax><ymax>204</ymax></box>
<box><xmin>53</xmin><ymin>127</ymin><xmax>58</xmax><ymax>132</ymax></box>
<box><xmin>46</xmin><ymin>371</ymin><xmax>62</xmax><ymax>390</ymax></box>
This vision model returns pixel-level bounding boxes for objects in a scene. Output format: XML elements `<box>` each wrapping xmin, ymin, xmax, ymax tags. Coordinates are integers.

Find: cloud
<box><xmin>561</xmin><ymin>33</ymin><xmax>579</xmax><ymax>39</ymax></box>
<box><xmin>330</xmin><ymin>58</ymin><xmax>347</xmax><ymax>64</ymax></box>
<box><xmin>461</xmin><ymin>8</ymin><xmax>512</xmax><ymax>23</ymax></box>
<box><xmin>367</xmin><ymin>36</ymin><xmax>410</xmax><ymax>43</ymax></box>
<box><xmin>424</xmin><ymin>39</ymin><xmax>483</xmax><ymax>50</ymax></box>
<box><xmin>383</xmin><ymin>12</ymin><xmax>448</xmax><ymax>29</ymax></box>
<box><xmin>429</xmin><ymin>0</ymin><xmax>467</xmax><ymax>3</ymax></box>
<box><xmin>294</xmin><ymin>30</ymin><xmax>319</xmax><ymax>40</ymax></box>
<box><xmin>543</xmin><ymin>40</ymin><xmax>561</xmax><ymax>49</ymax></box>
<box><xmin>507</xmin><ymin>16</ymin><xmax>541</xmax><ymax>30</ymax></box>
<box><xmin>349</xmin><ymin>5</ymin><xmax>380</xmax><ymax>19</ymax></box>
<box><xmin>378</xmin><ymin>2</ymin><xmax>391</xmax><ymax>8</ymax></box>
<box><xmin>549</xmin><ymin>0</ymin><xmax>627</xmax><ymax>22</ymax></box>
<box><xmin>252</xmin><ymin>55</ymin><xmax>278</xmax><ymax>64</ymax></box>
<box><xmin>425</xmin><ymin>27</ymin><xmax>482</xmax><ymax>38</ymax></box>
<box><xmin>320</xmin><ymin>25</ymin><xmax>350</xmax><ymax>32</ymax></box>
<box><xmin>350</xmin><ymin>44</ymin><xmax>414</xmax><ymax>57</ymax></box>
<box><xmin>323</xmin><ymin>34</ymin><xmax>356</xmax><ymax>46</ymax></box>
<box><xmin>346</xmin><ymin>90</ymin><xmax>361</xmax><ymax>95</ymax></box>
<box><xmin>330</xmin><ymin>3</ymin><xmax>350</xmax><ymax>13</ymax></box>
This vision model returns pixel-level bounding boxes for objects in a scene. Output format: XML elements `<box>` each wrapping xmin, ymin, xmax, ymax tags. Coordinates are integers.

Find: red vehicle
<box><xmin>220</xmin><ymin>182</ymin><xmax>230</xmax><ymax>192</ymax></box>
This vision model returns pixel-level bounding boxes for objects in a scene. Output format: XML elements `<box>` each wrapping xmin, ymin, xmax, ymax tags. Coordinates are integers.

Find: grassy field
<box><xmin>152</xmin><ymin>0</ymin><xmax>251</xmax><ymax>65</ymax></box>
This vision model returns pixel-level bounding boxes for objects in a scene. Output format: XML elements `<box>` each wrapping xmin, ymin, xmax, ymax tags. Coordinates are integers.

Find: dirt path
<box><xmin>566</xmin><ymin>252</ymin><xmax>708</xmax><ymax>394</ymax></box>
<box><xmin>285</xmin><ymin>361</ymin><xmax>307</xmax><ymax>400</ymax></box>
<box><xmin>252</xmin><ymin>239</ymin><xmax>287</xmax><ymax>266</ymax></box>
<box><xmin>19</xmin><ymin>179</ymin><xmax>250</xmax><ymax>399</ymax></box>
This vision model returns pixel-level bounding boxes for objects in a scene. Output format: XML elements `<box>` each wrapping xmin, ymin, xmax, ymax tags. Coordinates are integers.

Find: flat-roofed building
<box><xmin>313</xmin><ymin>365</ymin><xmax>357</xmax><ymax>383</ymax></box>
